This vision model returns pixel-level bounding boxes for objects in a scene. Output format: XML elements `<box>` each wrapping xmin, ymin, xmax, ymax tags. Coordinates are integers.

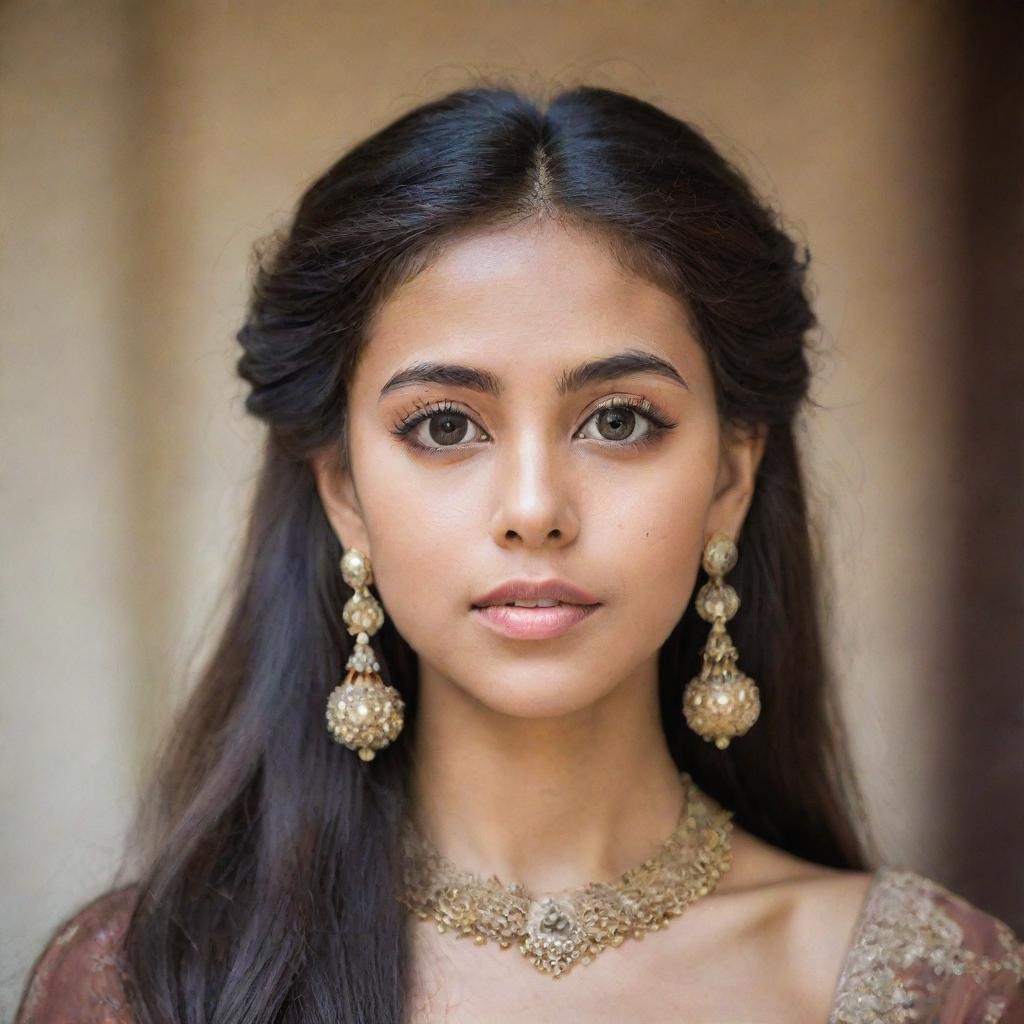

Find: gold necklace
<box><xmin>397</xmin><ymin>771</ymin><xmax>734</xmax><ymax>978</ymax></box>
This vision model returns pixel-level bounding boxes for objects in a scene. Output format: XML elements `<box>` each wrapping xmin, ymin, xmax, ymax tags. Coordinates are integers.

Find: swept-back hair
<box><xmin>118</xmin><ymin>82</ymin><xmax>876</xmax><ymax>1023</ymax></box>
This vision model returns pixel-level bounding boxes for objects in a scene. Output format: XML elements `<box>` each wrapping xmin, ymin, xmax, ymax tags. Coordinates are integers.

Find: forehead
<box><xmin>358</xmin><ymin>219</ymin><xmax>703</xmax><ymax>391</ymax></box>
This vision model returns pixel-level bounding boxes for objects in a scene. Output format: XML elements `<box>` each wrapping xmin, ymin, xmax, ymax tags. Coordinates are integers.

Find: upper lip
<box><xmin>471</xmin><ymin>578</ymin><xmax>601</xmax><ymax>608</ymax></box>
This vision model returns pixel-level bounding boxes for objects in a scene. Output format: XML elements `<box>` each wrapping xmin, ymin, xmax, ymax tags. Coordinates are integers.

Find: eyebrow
<box><xmin>377</xmin><ymin>348</ymin><xmax>689</xmax><ymax>402</ymax></box>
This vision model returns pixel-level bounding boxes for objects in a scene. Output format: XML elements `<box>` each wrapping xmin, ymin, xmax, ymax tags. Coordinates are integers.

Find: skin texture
<box><xmin>311</xmin><ymin>216</ymin><xmax>873</xmax><ymax>1020</ymax></box>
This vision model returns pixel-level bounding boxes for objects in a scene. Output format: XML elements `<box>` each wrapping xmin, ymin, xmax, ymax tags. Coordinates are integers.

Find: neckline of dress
<box><xmin>825</xmin><ymin>865</ymin><xmax>890</xmax><ymax>1017</ymax></box>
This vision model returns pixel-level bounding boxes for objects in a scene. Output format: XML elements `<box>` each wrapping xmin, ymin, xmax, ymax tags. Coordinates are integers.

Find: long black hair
<box><xmin>117</xmin><ymin>81</ymin><xmax>876</xmax><ymax>1023</ymax></box>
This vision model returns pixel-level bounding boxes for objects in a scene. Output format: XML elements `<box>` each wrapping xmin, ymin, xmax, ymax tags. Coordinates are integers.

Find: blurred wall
<box><xmin>3</xmin><ymin>0</ymin><xmax>1021</xmax><ymax>1015</ymax></box>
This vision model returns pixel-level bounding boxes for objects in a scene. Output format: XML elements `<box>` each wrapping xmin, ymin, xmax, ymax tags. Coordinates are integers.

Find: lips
<box><xmin>470</xmin><ymin>577</ymin><xmax>601</xmax><ymax>609</ymax></box>
<box><xmin>471</xmin><ymin>602</ymin><xmax>600</xmax><ymax>640</ymax></box>
<box><xmin>469</xmin><ymin>577</ymin><xmax>601</xmax><ymax>641</ymax></box>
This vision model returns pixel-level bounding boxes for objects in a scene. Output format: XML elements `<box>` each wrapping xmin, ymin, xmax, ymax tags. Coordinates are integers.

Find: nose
<box><xmin>489</xmin><ymin>426</ymin><xmax>580</xmax><ymax>549</ymax></box>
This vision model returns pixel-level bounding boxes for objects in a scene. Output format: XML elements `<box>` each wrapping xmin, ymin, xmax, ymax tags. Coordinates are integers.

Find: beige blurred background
<box><xmin>3</xmin><ymin>0</ymin><xmax>1022</xmax><ymax>1014</ymax></box>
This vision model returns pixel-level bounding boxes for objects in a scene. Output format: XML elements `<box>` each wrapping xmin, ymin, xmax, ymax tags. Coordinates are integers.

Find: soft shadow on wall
<box><xmin>942</xmin><ymin>3</ymin><xmax>1024</xmax><ymax>931</ymax></box>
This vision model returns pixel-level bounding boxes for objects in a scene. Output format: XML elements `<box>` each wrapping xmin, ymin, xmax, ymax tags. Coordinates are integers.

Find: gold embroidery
<box><xmin>829</xmin><ymin>868</ymin><xmax>1024</xmax><ymax>1023</ymax></box>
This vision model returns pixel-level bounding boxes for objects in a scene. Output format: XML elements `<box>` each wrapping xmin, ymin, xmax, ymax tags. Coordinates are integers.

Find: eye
<box><xmin>389</xmin><ymin>399</ymin><xmax>490</xmax><ymax>455</ymax></box>
<box><xmin>574</xmin><ymin>397</ymin><xmax>677</xmax><ymax>451</ymax></box>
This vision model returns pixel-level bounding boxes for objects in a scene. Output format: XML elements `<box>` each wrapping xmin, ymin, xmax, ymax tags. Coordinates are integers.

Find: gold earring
<box><xmin>325</xmin><ymin>547</ymin><xmax>405</xmax><ymax>761</ymax></box>
<box><xmin>682</xmin><ymin>532</ymin><xmax>760</xmax><ymax>750</ymax></box>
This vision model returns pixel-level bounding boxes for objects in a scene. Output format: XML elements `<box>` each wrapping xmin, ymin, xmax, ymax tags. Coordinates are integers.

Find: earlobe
<box><xmin>309</xmin><ymin>449</ymin><xmax>373</xmax><ymax>556</ymax></box>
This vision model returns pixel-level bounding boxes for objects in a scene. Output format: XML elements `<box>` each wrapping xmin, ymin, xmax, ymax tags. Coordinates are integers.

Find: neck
<box><xmin>407</xmin><ymin>657</ymin><xmax>689</xmax><ymax>895</ymax></box>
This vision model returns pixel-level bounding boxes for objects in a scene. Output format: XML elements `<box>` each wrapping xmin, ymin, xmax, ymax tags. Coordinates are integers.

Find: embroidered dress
<box><xmin>829</xmin><ymin>868</ymin><xmax>1024</xmax><ymax>1023</ymax></box>
<box><xmin>15</xmin><ymin>870</ymin><xmax>1024</xmax><ymax>1022</ymax></box>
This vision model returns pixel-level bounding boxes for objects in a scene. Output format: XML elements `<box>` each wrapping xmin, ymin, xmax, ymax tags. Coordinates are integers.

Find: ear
<box><xmin>309</xmin><ymin>446</ymin><xmax>373</xmax><ymax>557</ymax></box>
<box><xmin>705</xmin><ymin>422</ymin><xmax>768</xmax><ymax>545</ymax></box>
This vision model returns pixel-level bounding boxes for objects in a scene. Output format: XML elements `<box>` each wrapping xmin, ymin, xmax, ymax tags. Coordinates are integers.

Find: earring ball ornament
<box><xmin>340</xmin><ymin>547</ymin><xmax>372</xmax><ymax>590</ymax></box>
<box><xmin>695</xmin><ymin>581</ymin><xmax>739</xmax><ymax>623</ymax></box>
<box><xmin>325</xmin><ymin>666</ymin><xmax>404</xmax><ymax>762</ymax></box>
<box><xmin>682</xmin><ymin>667</ymin><xmax>760</xmax><ymax>751</ymax></box>
<box><xmin>325</xmin><ymin>548</ymin><xmax>405</xmax><ymax>761</ymax></box>
<box><xmin>701</xmin><ymin>533</ymin><xmax>738</xmax><ymax>576</ymax></box>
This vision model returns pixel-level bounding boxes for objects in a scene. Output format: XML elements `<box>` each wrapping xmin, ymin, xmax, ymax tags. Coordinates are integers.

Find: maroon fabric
<box><xmin>15</xmin><ymin>888</ymin><xmax>136</xmax><ymax>1024</ymax></box>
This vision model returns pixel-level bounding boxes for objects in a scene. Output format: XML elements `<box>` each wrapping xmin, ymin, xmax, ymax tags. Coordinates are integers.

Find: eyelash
<box><xmin>388</xmin><ymin>396</ymin><xmax>678</xmax><ymax>457</ymax></box>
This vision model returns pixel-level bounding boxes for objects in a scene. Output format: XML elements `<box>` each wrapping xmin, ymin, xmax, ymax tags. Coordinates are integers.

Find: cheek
<box><xmin>603</xmin><ymin>460</ymin><xmax>714</xmax><ymax>642</ymax></box>
<box><xmin>352</xmin><ymin>447</ymin><xmax>480</xmax><ymax>653</ymax></box>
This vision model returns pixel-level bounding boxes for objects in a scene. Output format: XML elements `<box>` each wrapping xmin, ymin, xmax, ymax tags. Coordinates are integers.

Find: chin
<box><xmin>457</xmin><ymin>670</ymin><xmax>612</xmax><ymax>720</ymax></box>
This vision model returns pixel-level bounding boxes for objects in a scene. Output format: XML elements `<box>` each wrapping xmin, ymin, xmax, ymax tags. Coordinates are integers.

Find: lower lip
<box><xmin>471</xmin><ymin>603</ymin><xmax>600</xmax><ymax>639</ymax></box>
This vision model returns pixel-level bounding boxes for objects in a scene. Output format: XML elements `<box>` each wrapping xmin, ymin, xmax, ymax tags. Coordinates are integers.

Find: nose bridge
<box><xmin>492</xmin><ymin>419</ymin><xmax>575</xmax><ymax>545</ymax></box>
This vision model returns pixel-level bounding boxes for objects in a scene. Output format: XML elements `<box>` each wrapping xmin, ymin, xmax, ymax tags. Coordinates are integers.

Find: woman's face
<box><xmin>314</xmin><ymin>217</ymin><xmax>765</xmax><ymax>718</ymax></box>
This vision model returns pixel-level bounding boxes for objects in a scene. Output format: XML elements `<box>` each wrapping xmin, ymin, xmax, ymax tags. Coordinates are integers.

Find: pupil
<box><xmin>429</xmin><ymin>413</ymin><xmax>468</xmax><ymax>444</ymax></box>
<box><xmin>598</xmin><ymin>407</ymin><xmax>634</xmax><ymax>440</ymax></box>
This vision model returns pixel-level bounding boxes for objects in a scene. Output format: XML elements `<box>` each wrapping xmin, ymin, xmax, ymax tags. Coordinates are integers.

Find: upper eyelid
<box><xmin>395</xmin><ymin>395</ymin><xmax>640</xmax><ymax>423</ymax></box>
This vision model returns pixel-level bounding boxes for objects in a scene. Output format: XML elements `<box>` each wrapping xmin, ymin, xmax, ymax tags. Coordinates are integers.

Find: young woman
<box><xmin>15</xmin><ymin>84</ymin><xmax>1023</xmax><ymax>1024</ymax></box>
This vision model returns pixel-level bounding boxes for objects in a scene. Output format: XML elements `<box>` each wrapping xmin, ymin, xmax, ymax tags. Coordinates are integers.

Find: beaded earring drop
<box><xmin>325</xmin><ymin>547</ymin><xmax>405</xmax><ymax>761</ymax></box>
<box><xmin>682</xmin><ymin>531</ymin><xmax>760</xmax><ymax>749</ymax></box>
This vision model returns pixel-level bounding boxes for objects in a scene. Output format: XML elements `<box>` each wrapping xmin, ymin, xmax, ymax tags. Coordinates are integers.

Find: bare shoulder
<box><xmin>719</xmin><ymin>825</ymin><xmax>876</xmax><ymax>1017</ymax></box>
<box><xmin>15</xmin><ymin>886</ymin><xmax>139</xmax><ymax>1024</ymax></box>
<box><xmin>717</xmin><ymin>824</ymin><xmax>868</xmax><ymax>894</ymax></box>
